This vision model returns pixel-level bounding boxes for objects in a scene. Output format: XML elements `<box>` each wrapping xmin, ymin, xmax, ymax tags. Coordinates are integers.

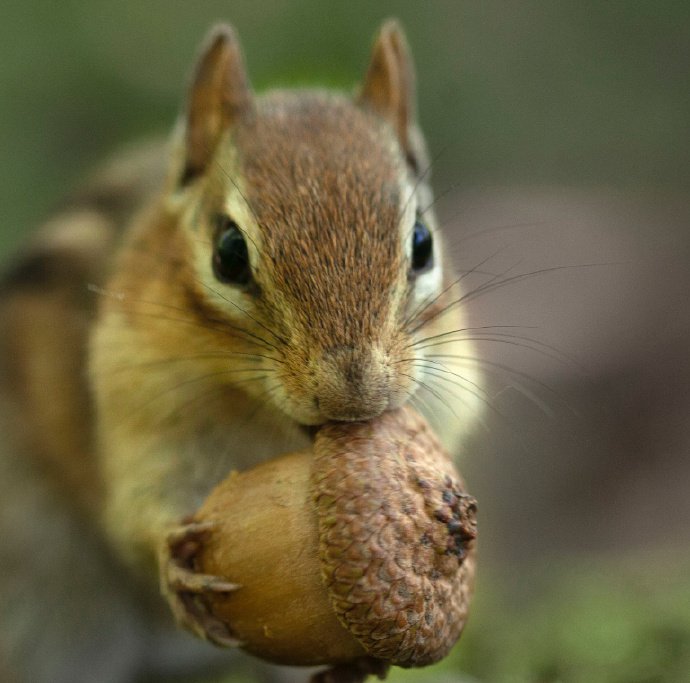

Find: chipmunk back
<box><xmin>0</xmin><ymin>20</ymin><xmax>481</xmax><ymax>683</ymax></box>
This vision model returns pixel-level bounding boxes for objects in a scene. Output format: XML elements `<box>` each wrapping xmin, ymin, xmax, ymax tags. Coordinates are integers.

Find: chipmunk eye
<box><xmin>411</xmin><ymin>219</ymin><xmax>433</xmax><ymax>274</ymax></box>
<box><xmin>213</xmin><ymin>216</ymin><xmax>252</xmax><ymax>286</ymax></box>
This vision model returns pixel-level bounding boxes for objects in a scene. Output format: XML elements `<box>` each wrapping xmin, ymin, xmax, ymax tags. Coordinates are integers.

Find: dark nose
<box><xmin>314</xmin><ymin>346</ymin><xmax>390</xmax><ymax>421</ymax></box>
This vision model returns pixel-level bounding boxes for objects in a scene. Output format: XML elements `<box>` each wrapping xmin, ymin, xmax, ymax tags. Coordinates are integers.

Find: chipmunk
<box><xmin>0</xmin><ymin>19</ymin><xmax>482</xmax><ymax>683</ymax></box>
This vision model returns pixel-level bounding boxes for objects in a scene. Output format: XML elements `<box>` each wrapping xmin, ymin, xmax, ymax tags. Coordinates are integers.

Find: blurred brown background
<box><xmin>1</xmin><ymin>2</ymin><xmax>689</xmax><ymax>681</ymax></box>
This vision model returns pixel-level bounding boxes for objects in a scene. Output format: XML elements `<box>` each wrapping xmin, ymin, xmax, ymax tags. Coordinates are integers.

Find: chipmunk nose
<box><xmin>314</xmin><ymin>345</ymin><xmax>390</xmax><ymax>422</ymax></box>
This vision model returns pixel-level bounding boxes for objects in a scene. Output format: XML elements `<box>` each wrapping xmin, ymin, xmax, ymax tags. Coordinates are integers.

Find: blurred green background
<box><xmin>2</xmin><ymin>1</ymin><xmax>688</xmax><ymax>252</ymax></box>
<box><xmin>2</xmin><ymin>2</ymin><xmax>690</xmax><ymax>682</ymax></box>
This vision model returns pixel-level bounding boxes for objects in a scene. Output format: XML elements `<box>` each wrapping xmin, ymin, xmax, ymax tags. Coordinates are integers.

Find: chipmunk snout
<box><xmin>314</xmin><ymin>346</ymin><xmax>391</xmax><ymax>422</ymax></box>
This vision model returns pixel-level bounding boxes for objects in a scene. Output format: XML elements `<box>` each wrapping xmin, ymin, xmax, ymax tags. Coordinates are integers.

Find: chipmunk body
<box><xmin>0</xmin><ymin>20</ymin><xmax>482</xmax><ymax>682</ymax></box>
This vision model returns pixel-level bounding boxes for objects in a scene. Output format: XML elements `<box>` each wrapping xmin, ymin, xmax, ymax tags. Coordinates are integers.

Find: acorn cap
<box><xmin>192</xmin><ymin>404</ymin><xmax>477</xmax><ymax>669</ymax></box>
<box><xmin>314</xmin><ymin>407</ymin><xmax>477</xmax><ymax>666</ymax></box>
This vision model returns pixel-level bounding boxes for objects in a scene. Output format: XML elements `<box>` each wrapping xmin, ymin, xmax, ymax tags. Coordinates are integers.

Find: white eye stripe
<box><xmin>222</xmin><ymin>190</ymin><xmax>264</xmax><ymax>263</ymax></box>
<box><xmin>398</xmin><ymin>176</ymin><xmax>419</xmax><ymax>256</ymax></box>
<box><xmin>413</xmin><ymin>257</ymin><xmax>442</xmax><ymax>305</ymax></box>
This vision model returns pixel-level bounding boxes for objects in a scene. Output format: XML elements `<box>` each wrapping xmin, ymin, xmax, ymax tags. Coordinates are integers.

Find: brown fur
<box><xmin>236</xmin><ymin>92</ymin><xmax>403</xmax><ymax>347</ymax></box>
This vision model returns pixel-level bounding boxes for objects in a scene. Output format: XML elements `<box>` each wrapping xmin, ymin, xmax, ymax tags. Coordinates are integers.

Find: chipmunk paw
<box><xmin>160</xmin><ymin>520</ymin><xmax>242</xmax><ymax>648</ymax></box>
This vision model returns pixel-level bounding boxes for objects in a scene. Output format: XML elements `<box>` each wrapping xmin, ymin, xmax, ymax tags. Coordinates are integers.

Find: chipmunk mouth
<box><xmin>315</xmin><ymin>399</ymin><xmax>389</xmax><ymax>423</ymax></box>
<box><xmin>274</xmin><ymin>344</ymin><xmax>415</xmax><ymax>426</ymax></box>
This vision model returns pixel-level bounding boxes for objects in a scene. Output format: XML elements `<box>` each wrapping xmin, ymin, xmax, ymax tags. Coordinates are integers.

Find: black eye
<box><xmin>212</xmin><ymin>217</ymin><xmax>252</xmax><ymax>286</ymax></box>
<box><xmin>411</xmin><ymin>219</ymin><xmax>433</xmax><ymax>273</ymax></box>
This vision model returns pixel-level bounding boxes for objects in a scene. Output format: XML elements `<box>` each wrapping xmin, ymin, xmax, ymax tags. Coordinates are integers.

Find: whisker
<box><xmin>400</xmin><ymin>357</ymin><xmax>488</xmax><ymax>397</ymax></box>
<box><xmin>421</xmin><ymin>367</ymin><xmax>493</xmax><ymax>410</ymax></box>
<box><xmin>121</xmin><ymin>370</ymin><xmax>274</xmax><ymax>428</ymax></box>
<box><xmin>160</xmin><ymin>377</ymin><xmax>275</xmax><ymax>438</ymax></box>
<box><xmin>159</xmin><ymin>377</ymin><xmax>232</xmax><ymax>427</ymax></box>
<box><xmin>417</xmin><ymin>181</ymin><xmax>458</xmax><ymax>218</ymax></box>
<box><xmin>406</xmin><ymin>325</ymin><xmax>539</xmax><ymax>350</ymax></box>
<box><xmin>88</xmin><ymin>284</ymin><xmax>280</xmax><ymax>354</ymax></box>
<box><xmin>157</xmin><ymin>368</ymin><xmax>275</xmax><ymax>394</ymax></box>
<box><xmin>415</xmin><ymin>374</ymin><xmax>495</xmax><ymax>439</ymax></box>
<box><xmin>462</xmin><ymin>256</ymin><xmax>524</xmax><ymax>301</ymax></box>
<box><xmin>403</xmin><ymin>384</ymin><xmax>444</xmax><ymax>435</ymax></box>
<box><xmin>413</xmin><ymin>334</ymin><xmax>582</xmax><ymax>370</ymax></box>
<box><xmin>397</xmin><ymin>147</ymin><xmax>446</xmax><ymax>233</ymax></box>
<box><xmin>89</xmin><ymin>239</ymin><xmax>285</xmax><ymax>352</ymax></box>
<box><xmin>404</xmin><ymin>245</ymin><xmax>515</xmax><ymax>331</ymax></box>
<box><xmin>428</xmin><ymin>352</ymin><xmax>577</xmax><ymax>416</ymax></box>
<box><xmin>413</xmin><ymin>363</ymin><xmax>506</xmax><ymax>420</ymax></box>
<box><xmin>213</xmin><ymin>159</ymin><xmax>264</xmax><ymax>256</ymax></box>
<box><xmin>462</xmin><ymin>263</ymin><xmax>620</xmax><ymax>306</ymax></box>
<box><xmin>446</xmin><ymin>220</ymin><xmax>548</xmax><ymax>251</ymax></box>
<box><xmin>407</xmin><ymin>254</ymin><xmax>522</xmax><ymax>335</ymax></box>
<box><xmin>194</xmin><ymin>278</ymin><xmax>287</xmax><ymax>346</ymax></box>
<box><xmin>400</xmin><ymin>372</ymin><xmax>458</xmax><ymax>421</ymax></box>
<box><xmin>416</xmin><ymin>263</ymin><xmax>622</xmax><ymax>337</ymax></box>
<box><xmin>424</xmin><ymin>372</ymin><xmax>532</xmax><ymax>446</ymax></box>
<box><xmin>91</xmin><ymin>352</ymin><xmax>281</xmax><ymax>378</ymax></box>
<box><xmin>95</xmin><ymin>309</ymin><xmax>277</xmax><ymax>353</ymax></box>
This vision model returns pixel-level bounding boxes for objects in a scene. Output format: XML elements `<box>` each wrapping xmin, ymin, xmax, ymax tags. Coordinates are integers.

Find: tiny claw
<box><xmin>166</xmin><ymin>520</ymin><xmax>220</xmax><ymax>559</ymax></box>
<box><xmin>167</xmin><ymin>563</ymin><xmax>241</xmax><ymax>593</ymax></box>
<box><xmin>167</xmin><ymin>520</ymin><xmax>218</xmax><ymax>544</ymax></box>
<box><xmin>175</xmin><ymin>592</ymin><xmax>242</xmax><ymax>648</ymax></box>
<box><xmin>205</xmin><ymin>622</ymin><xmax>244</xmax><ymax>649</ymax></box>
<box><xmin>207</xmin><ymin>579</ymin><xmax>241</xmax><ymax>593</ymax></box>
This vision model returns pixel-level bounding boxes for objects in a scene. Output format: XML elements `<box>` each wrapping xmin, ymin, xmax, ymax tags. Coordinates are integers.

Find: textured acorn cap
<box><xmin>193</xmin><ymin>405</ymin><xmax>476</xmax><ymax>669</ymax></box>
<box><xmin>314</xmin><ymin>407</ymin><xmax>477</xmax><ymax>667</ymax></box>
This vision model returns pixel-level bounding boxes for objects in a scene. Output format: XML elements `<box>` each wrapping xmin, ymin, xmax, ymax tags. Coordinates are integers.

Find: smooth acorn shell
<box><xmin>193</xmin><ymin>405</ymin><xmax>477</xmax><ymax>667</ymax></box>
<box><xmin>193</xmin><ymin>449</ymin><xmax>365</xmax><ymax>665</ymax></box>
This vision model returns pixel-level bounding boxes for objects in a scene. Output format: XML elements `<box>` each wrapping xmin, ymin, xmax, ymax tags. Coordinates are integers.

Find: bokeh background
<box><xmin>2</xmin><ymin>2</ymin><xmax>689</xmax><ymax>682</ymax></box>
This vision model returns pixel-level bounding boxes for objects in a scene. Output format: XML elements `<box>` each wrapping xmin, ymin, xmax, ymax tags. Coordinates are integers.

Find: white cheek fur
<box><xmin>413</xmin><ymin>260</ymin><xmax>443</xmax><ymax>307</ymax></box>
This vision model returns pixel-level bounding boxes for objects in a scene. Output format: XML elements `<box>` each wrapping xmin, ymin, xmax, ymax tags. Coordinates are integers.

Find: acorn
<box><xmin>190</xmin><ymin>405</ymin><xmax>477</xmax><ymax>675</ymax></box>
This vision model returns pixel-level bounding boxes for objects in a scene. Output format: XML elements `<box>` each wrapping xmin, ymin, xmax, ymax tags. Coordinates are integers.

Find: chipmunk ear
<box><xmin>358</xmin><ymin>19</ymin><xmax>418</xmax><ymax>168</ymax></box>
<box><xmin>181</xmin><ymin>24</ymin><xmax>254</xmax><ymax>185</ymax></box>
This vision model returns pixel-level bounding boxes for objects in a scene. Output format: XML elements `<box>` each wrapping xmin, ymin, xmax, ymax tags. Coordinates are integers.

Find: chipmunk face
<box><xmin>157</xmin><ymin>23</ymin><xmax>475</xmax><ymax>428</ymax></box>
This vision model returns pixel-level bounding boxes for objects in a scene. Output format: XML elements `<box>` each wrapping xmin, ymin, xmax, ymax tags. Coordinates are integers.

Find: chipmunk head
<box><xmin>163</xmin><ymin>21</ymin><xmax>469</xmax><ymax>426</ymax></box>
